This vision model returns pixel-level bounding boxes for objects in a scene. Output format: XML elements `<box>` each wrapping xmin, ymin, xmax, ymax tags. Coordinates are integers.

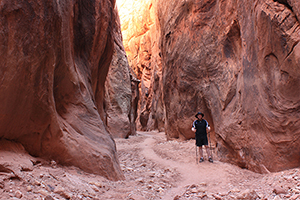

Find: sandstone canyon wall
<box><xmin>116</xmin><ymin>0</ymin><xmax>165</xmax><ymax>131</ymax></box>
<box><xmin>157</xmin><ymin>0</ymin><xmax>300</xmax><ymax>173</ymax></box>
<box><xmin>103</xmin><ymin>7</ymin><xmax>138</xmax><ymax>138</ymax></box>
<box><xmin>0</xmin><ymin>0</ymin><xmax>125</xmax><ymax>180</ymax></box>
<box><xmin>118</xmin><ymin>0</ymin><xmax>300</xmax><ymax>173</ymax></box>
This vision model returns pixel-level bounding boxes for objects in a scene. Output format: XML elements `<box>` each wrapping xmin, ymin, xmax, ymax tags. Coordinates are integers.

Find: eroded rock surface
<box><xmin>104</xmin><ymin>7</ymin><xmax>138</xmax><ymax>138</ymax></box>
<box><xmin>157</xmin><ymin>0</ymin><xmax>300</xmax><ymax>173</ymax></box>
<box><xmin>118</xmin><ymin>0</ymin><xmax>300</xmax><ymax>173</ymax></box>
<box><xmin>116</xmin><ymin>0</ymin><xmax>165</xmax><ymax>131</ymax></box>
<box><xmin>0</xmin><ymin>0</ymin><xmax>124</xmax><ymax>180</ymax></box>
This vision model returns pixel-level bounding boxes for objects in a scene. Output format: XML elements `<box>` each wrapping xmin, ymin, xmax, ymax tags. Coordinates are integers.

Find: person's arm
<box><xmin>206</xmin><ymin>120</ymin><xmax>211</xmax><ymax>132</ymax></box>
<box><xmin>192</xmin><ymin>121</ymin><xmax>196</xmax><ymax>132</ymax></box>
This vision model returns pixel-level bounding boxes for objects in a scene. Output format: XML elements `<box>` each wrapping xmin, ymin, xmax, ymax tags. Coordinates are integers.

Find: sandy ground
<box><xmin>0</xmin><ymin>131</ymin><xmax>300</xmax><ymax>199</ymax></box>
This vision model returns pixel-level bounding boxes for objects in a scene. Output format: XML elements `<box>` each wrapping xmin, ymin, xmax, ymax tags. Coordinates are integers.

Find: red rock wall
<box><xmin>117</xmin><ymin>0</ymin><xmax>165</xmax><ymax>131</ymax></box>
<box><xmin>157</xmin><ymin>0</ymin><xmax>300</xmax><ymax>173</ymax></box>
<box><xmin>118</xmin><ymin>0</ymin><xmax>300</xmax><ymax>173</ymax></box>
<box><xmin>104</xmin><ymin>7</ymin><xmax>138</xmax><ymax>138</ymax></box>
<box><xmin>0</xmin><ymin>0</ymin><xmax>124</xmax><ymax>180</ymax></box>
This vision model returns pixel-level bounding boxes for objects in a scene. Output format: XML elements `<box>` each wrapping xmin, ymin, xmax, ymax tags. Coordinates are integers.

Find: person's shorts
<box><xmin>196</xmin><ymin>137</ymin><xmax>208</xmax><ymax>146</ymax></box>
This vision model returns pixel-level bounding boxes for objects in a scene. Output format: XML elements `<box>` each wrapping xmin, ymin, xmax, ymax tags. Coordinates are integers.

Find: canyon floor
<box><xmin>0</xmin><ymin>131</ymin><xmax>300</xmax><ymax>200</ymax></box>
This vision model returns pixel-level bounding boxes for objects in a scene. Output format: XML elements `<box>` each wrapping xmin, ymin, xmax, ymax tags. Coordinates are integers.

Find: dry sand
<box><xmin>0</xmin><ymin>131</ymin><xmax>299</xmax><ymax>199</ymax></box>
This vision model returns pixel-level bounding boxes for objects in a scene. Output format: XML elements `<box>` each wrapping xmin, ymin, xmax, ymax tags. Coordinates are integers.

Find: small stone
<box><xmin>290</xmin><ymin>194</ymin><xmax>300</xmax><ymax>200</ymax></box>
<box><xmin>89</xmin><ymin>181</ymin><xmax>104</xmax><ymax>188</ymax></box>
<box><xmin>44</xmin><ymin>195</ymin><xmax>55</xmax><ymax>200</ymax></box>
<box><xmin>199</xmin><ymin>182</ymin><xmax>207</xmax><ymax>187</ymax></box>
<box><xmin>190</xmin><ymin>188</ymin><xmax>198</xmax><ymax>193</ymax></box>
<box><xmin>196</xmin><ymin>193</ymin><xmax>207</xmax><ymax>198</ymax></box>
<box><xmin>27</xmin><ymin>186</ymin><xmax>32</xmax><ymax>192</ymax></box>
<box><xmin>34</xmin><ymin>180</ymin><xmax>41</xmax><ymax>186</ymax></box>
<box><xmin>156</xmin><ymin>187</ymin><xmax>164</xmax><ymax>193</ymax></box>
<box><xmin>140</xmin><ymin>163</ymin><xmax>146</xmax><ymax>167</ymax></box>
<box><xmin>15</xmin><ymin>190</ymin><xmax>22</xmax><ymax>198</ymax></box>
<box><xmin>54</xmin><ymin>186</ymin><xmax>71</xmax><ymax>199</ymax></box>
<box><xmin>273</xmin><ymin>196</ymin><xmax>282</xmax><ymax>200</ymax></box>
<box><xmin>126</xmin><ymin>167</ymin><xmax>134</xmax><ymax>171</ymax></box>
<box><xmin>219</xmin><ymin>191</ymin><xmax>228</xmax><ymax>196</ymax></box>
<box><xmin>173</xmin><ymin>195</ymin><xmax>180</xmax><ymax>200</ymax></box>
<box><xmin>136</xmin><ymin>178</ymin><xmax>144</xmax><ymax>183</ymax></box>
<box><xmin>236</xmin><ymin>189</ymin><xmax>259</xmax><ymax>200</ymax></box>
<box><xmin>128</xmin><ymin>194</ymin><xmax>147</xmax><ymax>200</ymax></box>
<box><xmin>149</xmin><ymin>171</ymin><xmax>156</xmax><ymax>178</ymax></box>
<box><xmin>50</xmin><ymin>160</ymin><xmax>57</xmax><ymax>168</ymax></box>
<box><xmin>37</xmin><ymin>189</ymin><xmax>49</xmax><ymax>196</ymax></box>
<box><xmin>0</xmin><ymin>181</ymin><xmax>4</xmax><ymax>189</ymax></box>
<box><xmin>273</xmin><ymin>187</ymin><xmax>287</xmax><ymax>195</ymax></box>
<box><xmin>292</xmin><ymin>188</ymin><xmax>300</xmax><ymax>194</ymax></box>
<box><xmin>230</xmin><ymin>188</ymin><xmax>240</xmax><ymax>193</ymax></box>
<box><xmin>212</xmin><ymin>194</ymin><xmax>222</xmax><ymax>200</ymax></box>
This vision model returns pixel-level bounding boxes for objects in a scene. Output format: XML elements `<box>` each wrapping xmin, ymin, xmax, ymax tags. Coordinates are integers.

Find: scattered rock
<box><xmin>190</xmin><ymin>188</ymin><xmax>198</xmax><ymax>193</ymax></box>
<box><xmin>273</xmin><ymin>187</ymin><xmax>287</xmax><ymax>195</ymax></box>
<box><xmin>89</xmin><ymin>181</ymin><xmax>105</xmax><ymax>188</ymax></box>
<box><xmin>54</xmin><ymin>186</ymin><xmax>71</xmax><ymax>199</ymax></box>
<box><xmin>212</xmin><ymin>193</ymin><xmax>222</xmax><ymax>200</ymax></box>
<box><xmin>50</xmin><ymin>160</ymin><xmax>57</xmax><ymax>168</ymax></box>
<box><xmin>34</xmin><ymin>180</ymin><xmax>41</xmax><ymax>186</ymax></box>
<box><xmin>273</xmin><ymin>195</ymin><xmax>282</xmax><ymax>200</ymax></box>
<box><xmin>36</xmin><ymin>189</ymin><xmax>49</xmax><ymax>196</ymax></box>
<box><xmin>44</xmin><ymin>195</ymin><xmax>55</xmax><ymax>200</ymax></box>
<box><xmin>26</xmin><ymin>185</ymin><xmax>32</xmax><ymax>192</ymax></box>
<box><xmin>236</xmin><ymin>189</ymin><xmax>259</xmax><ymax>200</ymax></box>
<box><xmin>173</xmin><ymin>195</ymin><xmax>180</xmax><ymax>200</ymax></box>
<box><xmin>0</xmin><ymin>181</ymin><xmax>4</xmax><ymax>189</ymax></box>
<box><xmin>290</xmin><ymin>194</ymin><xmax>300</xmax><ymax>200</ymax></box>
<box><xmin>15</xmin><ymin>190</ymin><xmax>22</xmax><ymax>198</ymax></box>
<box><xmin>136</xmin><ymin>178</ymin><xmax>144</xmax><ymax>183</ymax></box>
<box><xmin>230</xmin><ymin>188</ymin><xmax>240</xmax><ymax>193</ymax></box>
<box><xmin>128</xmin><ymin>194</ymin><xmax>147</xmax><ymax>200</ymax></box>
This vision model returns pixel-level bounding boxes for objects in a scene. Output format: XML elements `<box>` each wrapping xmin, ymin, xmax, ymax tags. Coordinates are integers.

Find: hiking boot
<box><xmin>208</xmin><ymin>157</ymin><xmax>213</xmax><ymax>163</ymax></box>
<box><xmin>199</xmin><ymin>157</ymin><xmax>204</xmax><ymax>163</ymax></box>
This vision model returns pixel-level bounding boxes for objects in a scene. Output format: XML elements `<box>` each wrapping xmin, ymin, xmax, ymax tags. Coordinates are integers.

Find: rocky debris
<box><xmin>0</xmin><ymin>132</ymin><xmax>299</xmax><ymax>199</ymax></box>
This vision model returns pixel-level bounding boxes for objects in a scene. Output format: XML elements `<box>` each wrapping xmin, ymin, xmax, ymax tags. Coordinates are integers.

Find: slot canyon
<box><xmin>116</xmin><ymin>0</ymin><xmax>300</xmax><ymax>173</ymax></box>
<box><xmin>0</xmin><ymin>0</ymin><xmax>299</xmax><ymax>199</ymax></box>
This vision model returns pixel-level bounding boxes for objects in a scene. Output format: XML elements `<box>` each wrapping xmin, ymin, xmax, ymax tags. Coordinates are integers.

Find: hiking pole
<box><xmin>196</xmin><ymin>145</ymin><xmax>198</xmax><ymax>164</ymax></box>
<box><xmin>208</xmin><ymin>130</ymin><xmax>213</xmax><ymax>161</ymax></box>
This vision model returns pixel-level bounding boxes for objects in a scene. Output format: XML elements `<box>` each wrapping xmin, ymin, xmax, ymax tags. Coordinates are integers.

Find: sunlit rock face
<box><xmin>104</xmin><ymin>7</ymin><xmax>138</xmax><ymax>138</ymax></box>
<box><xmin>118</xmin><ymin>0</ymin><xmax>300</xmax><ymax>173</ymax></box>
<box><xmin>116</xmin><ymin>0</ymin><xmax>165</xmax><ymax>131</ymax></box>
<box><xmin>157</xmin><ymin>0</ymin><xmax>300</xmax><ymax>173</ymax></box>
<box><xmin>0</xmin><ymin>0</ymin><xmax>124</xmax><ymax>180</ymax></box>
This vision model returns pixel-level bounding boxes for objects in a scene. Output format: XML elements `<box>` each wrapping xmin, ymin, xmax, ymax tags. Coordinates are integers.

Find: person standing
<box><xmin>192</xmin><ymin>112</ymin><xmax>213</xmax><ymax>163</ymax></box>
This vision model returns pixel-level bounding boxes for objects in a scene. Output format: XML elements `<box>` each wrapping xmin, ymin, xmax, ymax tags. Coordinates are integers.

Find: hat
<box><xmin>195</xmin><ymin>112</ymin><xmax>204</xmax><ymax>118</ymax></box>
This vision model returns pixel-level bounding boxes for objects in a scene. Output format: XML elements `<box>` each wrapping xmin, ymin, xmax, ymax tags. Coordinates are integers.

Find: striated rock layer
<box><xmin>116</xmin><ymin>0</ymin><xmax>165</xmax><ymax>131</ymax></box>
<box><xmin>118</xmin><ymin>0</ymin><xmax>300</xmax><ymax>173</ymax></box>
<box><xmin>104</xmin><ymin>6</ymin><xmax>138</xmax><ymax>138</ymax></box>
<box><xmin>0</xmin><ymin>0</ymin><xmax>124</xmax><ymax>180</ymax></box>
<box><xmin>158</xmin><ymin>0</ymin><xmax>300</xmax><ymax>173</ymax></box>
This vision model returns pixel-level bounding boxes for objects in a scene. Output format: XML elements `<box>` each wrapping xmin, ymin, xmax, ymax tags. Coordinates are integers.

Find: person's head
<box><xmin>195</xmin><ymin>112</ymin><xmax>204</xmax><ymax>120</ymax></box>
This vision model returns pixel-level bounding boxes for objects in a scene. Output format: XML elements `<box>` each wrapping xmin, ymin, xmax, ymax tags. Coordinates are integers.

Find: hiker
<box><xmin>192</xmin><ymin>112</ymin><xmax>213</xmax><ymax>163</ymax></box>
